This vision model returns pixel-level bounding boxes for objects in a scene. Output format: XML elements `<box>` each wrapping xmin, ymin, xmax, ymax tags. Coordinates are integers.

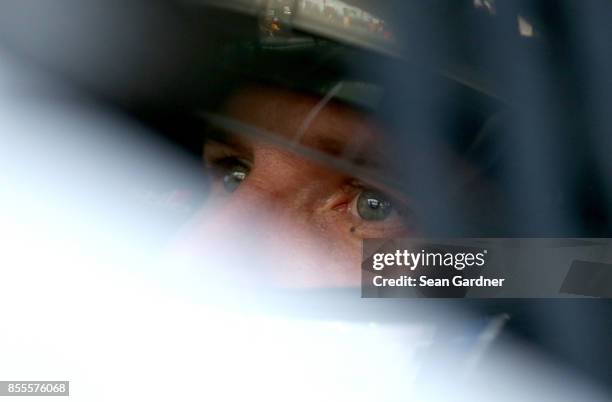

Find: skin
<box><xmin>175</xmin><ymin>84</ymin><xmax>412</xmax><ymax>288</ymax></box>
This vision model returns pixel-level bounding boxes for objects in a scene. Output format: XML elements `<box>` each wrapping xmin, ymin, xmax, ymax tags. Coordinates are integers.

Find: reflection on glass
<box><xmin>261</xmin><ymin>0</ymin><xmax>295</xmax><ymax>37</ymax></box>
<box><xmin>297</xmin><ymin>0</ymin><xmax>393</xmax><ymax>42</ymax></box>
<box><xmin>518</xmin><ymin>15</ymin><xmax>534</xmax><ymax>37</ymax></box>
<box><xmin>473</xmin><ymin>0</ymin><xmax>496</xmax><ymax>15</ymax></box>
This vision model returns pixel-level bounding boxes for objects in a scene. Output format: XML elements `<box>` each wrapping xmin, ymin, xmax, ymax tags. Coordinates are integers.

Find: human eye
<box><xmin>354</xmin><ymin>188</ymin><xmax>395</xmax><ymax>221</ymax></box>
<box><xmin>203</xmin><ymin>137</ymin><xmax>254</xmax><ymax>194</ymax></box>
<box><xmin>346</xmin><ymin>183</ymin><xmax>413</xmax><ymax>237</ymax></box>
<box><xmin>213</xmin><ymin>157</ymin><xmax>250</xmax><ymax>193</ymax></box>
<box><xmin>204</xmin><ymin>143</ymin><xmax>251</xmax><ymax>196</ymax></box>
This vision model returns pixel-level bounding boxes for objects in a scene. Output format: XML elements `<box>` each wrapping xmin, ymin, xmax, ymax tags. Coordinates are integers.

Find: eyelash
<box><xmin>207</xmin><ymin>156</ymin><xmax>250</xmax><ymax>174</ymax></box>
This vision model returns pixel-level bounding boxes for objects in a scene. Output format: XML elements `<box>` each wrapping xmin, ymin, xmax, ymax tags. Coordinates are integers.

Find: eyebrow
<box><xmin>204</xmin><ymin>125</ymin><xmax>253</xmax><ymax>154</ymax></box>
<box><xmin>206</xmin><ymin>127</ymin><xmax>385</xmax><ymax>176</ymax></box>
<box><xmin>202</xmin><ymin>112</ymin><xmax>396</xmax><ymax>186</ymax></box>
<box><xmin>300</xmin><ymin>136</ymin><xmax>384</xmax><ymax>169</ymax></box>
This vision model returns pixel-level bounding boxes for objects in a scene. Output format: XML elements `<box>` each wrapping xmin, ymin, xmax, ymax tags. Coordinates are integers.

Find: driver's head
<box><xmin>175</xmin><ymin>82</ymin><xmax>417</xmax><ymax>287</ymax></box>
<box><xmin>168</xmin><ymin>1</ymin><xmax>503</xmax><ymax>288</ymax></box>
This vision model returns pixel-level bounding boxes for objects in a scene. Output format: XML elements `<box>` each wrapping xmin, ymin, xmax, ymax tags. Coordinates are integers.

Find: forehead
<box><xmin>221</xmin><ymin>84</ymin><xmax>385</xmax><ymax>155</ymax></box>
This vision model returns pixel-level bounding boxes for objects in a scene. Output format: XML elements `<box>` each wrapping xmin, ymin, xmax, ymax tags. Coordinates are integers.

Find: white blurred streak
<box><xmin>473</xmin><ymin>0</ymin><xmax>496</xmax><ymax>16</ymax></box>
<box><xmin>461</xmin><ymin>313</ymin><xmax>510</xmax><ymax>378</ymax></box>
<box><xmin>518</xmin><ymin>15</ymin><xmax>534</xmax><ymax>38</ymax></box>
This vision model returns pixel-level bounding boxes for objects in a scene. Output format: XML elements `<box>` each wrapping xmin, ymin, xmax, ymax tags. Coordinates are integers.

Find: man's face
<box><xmin>179</xmin><ymin>84</ymin><xmax>413</xmax><ymax>287</ymax></box>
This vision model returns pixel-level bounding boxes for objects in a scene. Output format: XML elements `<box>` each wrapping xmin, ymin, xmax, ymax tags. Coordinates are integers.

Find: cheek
<box><xmin>280</xmin><ymin>213</ymin><xmax>363</xmax><ymax>287</ymax></box>
<box><xmin>169</xmin><ymin>185</ymin><xmax>363</xmax><ymax>288</ymax></box>
<box><xmin>251</xmin><ymin>157</ymin><xmax>364</xmax><ymax>286</ymax></box>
